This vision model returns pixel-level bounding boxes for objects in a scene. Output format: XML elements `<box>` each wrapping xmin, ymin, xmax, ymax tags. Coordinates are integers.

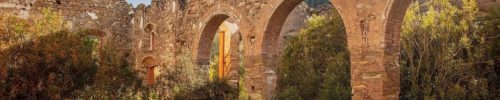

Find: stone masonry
<box><xmin>1</xmin><ymin>0</ymin><xmax>499</xmax><ymax>99</ymax></box>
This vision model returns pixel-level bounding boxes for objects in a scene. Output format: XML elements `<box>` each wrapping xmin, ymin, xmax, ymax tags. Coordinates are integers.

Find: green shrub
<box><xmin>72</xmin><ymin>44</ymin><xmax>143</xmax><ymax>99</ymax></box>
<box><xmin>173</xmin><ymin>80</ymin><xmax>238</xmax><ymax>100</ymax></box>
<box><xmin>176</xmin><ymin>33</ymin><xmax>242</xmax><ymax>99</ymax></box>
<box><xmin>277</xmin><ymin>10</ymin><xmax>351</xmax><ymax>100</ymax></box>
<box><xmin>400</xmin><ymin>0</ymin><xmax>499</xmax><ymax>99</ymax></box>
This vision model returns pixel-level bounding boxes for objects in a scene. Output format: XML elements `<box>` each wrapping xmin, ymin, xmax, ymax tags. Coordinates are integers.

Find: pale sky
<box><xmin>127</xmin><ymin>0</ymin><xmax>151</xmax><ymax>7</ymax></box>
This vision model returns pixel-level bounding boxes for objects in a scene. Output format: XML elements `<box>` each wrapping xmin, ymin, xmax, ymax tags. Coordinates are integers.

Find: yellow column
<box><xmin>218</xmin><ymin>30</ymin><xmax>225</xmax><ymax>79</ymax></box>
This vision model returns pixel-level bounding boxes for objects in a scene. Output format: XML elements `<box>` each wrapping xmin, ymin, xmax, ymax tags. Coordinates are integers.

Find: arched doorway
<box><xmin>193</xmin><ymin>13</ymin><xmax>242</xmax><ymax>83</ymax></box>
<box><xmin>261</xmin><ymin>0</ymin><xmax>347</xmax><ymax>99</ymax></box>
<box><xmin>142</xmin><ymin>56</ymin><xmax>159</xmax><ymax>85</ymax></box>
<box><xmin>194</xmin><ymin>14</ymin><xmax>230</xmax><ymax>65</ymax></box>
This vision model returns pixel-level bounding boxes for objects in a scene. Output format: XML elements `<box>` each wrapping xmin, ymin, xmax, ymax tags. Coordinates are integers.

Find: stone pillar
<box><xmin>243</xmin><ymin>35</ymin><xmax>265</xmax><ymax>99</ymax></box>
<box><xmin>244</xmin><ymin>54</ymin><xmax>265</xmax><ymax>100</ymax></box>
<box><xmin>228</xmin><ymin>33</ymin><xmax>242</xmax><ymax>86</ymax></box>
<box><xmin>329</xmin><ymin>0</ymin><xmax>409</xmax><ymax>99</ymax></box>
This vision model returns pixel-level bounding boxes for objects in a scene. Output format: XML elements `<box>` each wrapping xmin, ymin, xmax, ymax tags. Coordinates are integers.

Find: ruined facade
<box><xmin>0</xmin><ymin>0</ymin><xmax>134</xmax><ymax>68</ymax></box>
<box><xmin>1</xmin><ymin>0</ymin><xmax>499</xmax><ymax>99</ymax></box>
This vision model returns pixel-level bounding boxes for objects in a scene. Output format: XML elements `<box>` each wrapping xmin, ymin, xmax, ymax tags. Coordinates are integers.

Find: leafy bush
<box><xmin>0</xmin><ymin>8</ymin><xmax>144</xmax><ymax>99</ymax></box>
<box><xmin>277</xmin><ymin>10</ymin><xmax>351</xmax><ymax>100</ymax></box>
<box><xmin>169</xmin><ymin>54</ymin><xmax>209</xmax><ymax>95</ymax></box>
<box><xmin>0</xmin><ymin>8</ymin><xmax>99</xmax><ymax>99</ymax></box>
<box><xmin>173</xmin><ymin>80</ymin><xmax>238</xmax><ymax>100</ymax></box>
<box><xmin>400</xmin><ymin>0</ymin><xmax>499</xmax><ymax>99</ymax></box>
<box><xmin>148</xmin><ymin>52</ymin><xmax>236</xmax><ymax>100</ymax></box>
<box><xmin>72</xmin><ymin>43</ymin><xmax>143</xmax><ymax>99</ymax></box>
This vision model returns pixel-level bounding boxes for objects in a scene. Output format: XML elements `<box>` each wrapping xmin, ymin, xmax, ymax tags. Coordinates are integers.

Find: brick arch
<box><xmin>193</xmin><ymin>12</ymin><xmax>240</xmax><ymax>65</ymax></box>
<box><xmin>382</xmin><ymin>0</ymin><xmax>412</xmax><ymax>99</ymax></box>
<box><xmin>193</xmin><ymin>14</ymin><xmax>229</xmax><ymax>65</ymax></box>
<box><xmin>259</xmin><ymin>0</ymin><xmax>344</xmax><ymax>99</ymax></box>
<box><xmin>262</xmin><ymin>0</ymin><xmax>344</xmax><ymax>56</ymax></box>
<box><xmin>192</xmin><ymin>1</ymin><xmax>243</xmax><ymax>65</ymax></box>
<box><xmin>189</xmin><ymin>1</ymin><xmax>248</xmax><ymax>89</ymax></box>
<box><xmin>141</xmin><ymin>56</ymin><xmax>159</xmax><ymax>68</ymax></box>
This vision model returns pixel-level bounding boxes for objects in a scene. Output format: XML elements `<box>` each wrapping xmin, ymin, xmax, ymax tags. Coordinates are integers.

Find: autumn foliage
<box><xmin>0</xmin><ymin>8</ymin><xmax>100</xmax><ymax>99</ymax></box>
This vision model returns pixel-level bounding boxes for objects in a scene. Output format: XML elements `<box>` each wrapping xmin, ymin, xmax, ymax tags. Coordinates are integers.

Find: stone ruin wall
<box><xmin>0</xmin><ymin>0</ymin><xmax>134</xmax><ymax>67</ymax></box>
<box><xmin>2</xmin><ymin>0</ymin><xmax>499</xmax><ymax>99</ymax></box>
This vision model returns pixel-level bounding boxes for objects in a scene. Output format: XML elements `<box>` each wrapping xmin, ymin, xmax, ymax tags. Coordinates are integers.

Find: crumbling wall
<box><xmin>2</xmin><ymin>0</ymin><xmax>498</xmax><ymax>99</ymax></box>
<box><xmin>1</xmin><ymin>0</ymin><xmax>133</xmax><ymax>63</ymax></box>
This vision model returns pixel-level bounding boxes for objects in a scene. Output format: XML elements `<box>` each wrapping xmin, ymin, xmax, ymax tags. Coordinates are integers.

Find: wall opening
<box><xmin>141</xmin><ymin>56</ymin><xmax>158</xmax><ymax>85</ymax></box>
<box><xmin>80</xmin><ymin>29</ymin><xmax>107</xmax><ymax>62</ymax></box>
<box><xmin>262</xmin><ymin>0</ymin><xmax>351</xmax><ymax>99</ymax></box>
<box><xmin>195</xmin><ymin>14</ymin><xmax>241</xmax><ymax>82</ymax></box>
<box><xmin>143</xmin><ymin>24</ymin><xmax>155</xmax><ymax>52</ymax></box>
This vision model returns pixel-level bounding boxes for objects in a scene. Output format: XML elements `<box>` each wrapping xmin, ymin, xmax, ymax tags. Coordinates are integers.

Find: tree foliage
<box><xmin>400</xmin><ymin>0</ymin><xmax>499</xmax><ymax>99</ymax></box>
<box><xmin>0</xmin><ymin>8</ymin><xmax>143</xmax><ymax>99</ymax></box>
<box><xmin>277</xmin><ymin>10</ymin><xmax>351</xmax><ymax>100</ymax></box>
<box><xmin>167</xmin><ymin>53</ymin><xmax>237</xmax><ymax>100</ymax></box>
<box><xmin>0</xmin><ymin>8</ymin><xmax>99</xmax><ymax>99</ymax></box>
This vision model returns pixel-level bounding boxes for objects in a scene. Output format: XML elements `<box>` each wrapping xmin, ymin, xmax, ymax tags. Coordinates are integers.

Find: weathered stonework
<box><xmin>2</xmin><ymin>0</ymin><xmax>498</xmax><ymax>99</ymax></box>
